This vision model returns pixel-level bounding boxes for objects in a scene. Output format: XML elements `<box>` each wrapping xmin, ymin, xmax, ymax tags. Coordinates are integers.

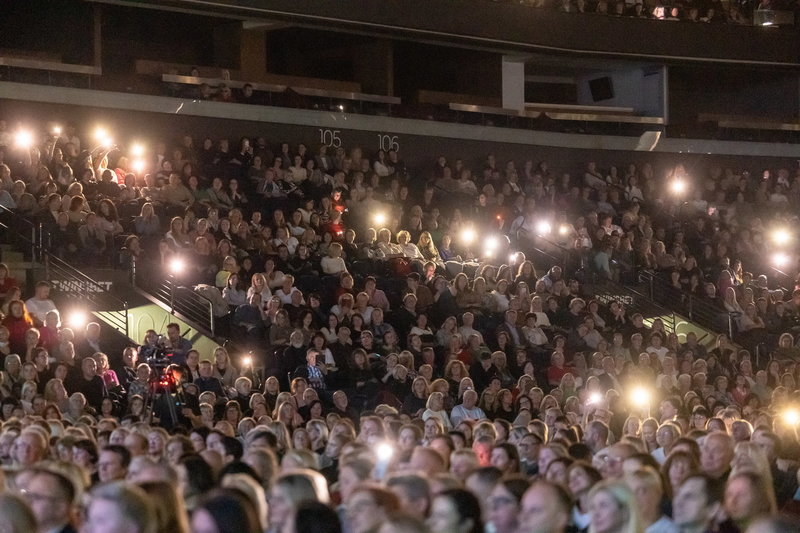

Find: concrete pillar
<box><xmin>502</xmin><ymin>55</ymin><xmax>526</xmax><ymax>111</ymax></box>
<box><xmin>352</xmin><ymin>39</ymin><xmax>394</xmax><ymax>95</ymax></box>
<box><xmin>240</xmin><ymin>29</ymin><xmax>267</xmax><ymax>81</ymax></box>
<box><xmin>212</xmin><ymin>23</ymin><xmax>241</xmax><ymax>71</ymax></box>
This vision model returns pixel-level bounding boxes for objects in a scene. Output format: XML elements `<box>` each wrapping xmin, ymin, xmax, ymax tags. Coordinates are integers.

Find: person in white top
<box><xmin>396</xmin><ymin>230</ymin><xmax>423</xmax><ymax>260</ymax></box>
<box><xmin>274</xmin><ymin>275</ymin><xmax>304</xmax><ymax>305</ymax></box>
<box><xmin>422</xmin><ymin>392</ymin><xmax>453</xmax><ymax>431</ymax></box>
<box><xmin>25</xmin><ymin>281</ymin><xmax>58</xmax><ymax>326</ymax></box>
<box><xmin>320</xmin><ymin>243</ymin><xmax>348</xmax><ymax>276</ymax></box>
<box><xmin>655</xmin><ymin>356</ymin><xmax>678</xmax><ymax>390</ymax></box>
<box><xmin>646</xmin><ymin>333</ymin><xmax>669</xmax><ymax>362</ymax></box>
<box><xmin>522</xmin><ymin>313</ymin><xmax>549</xmax><ymax>348</ymax></box>
<box><xmin>450</xmin><ymin>389</ymin><xmax>486</xmax><ymax>427</ymax></box>
<box><xmin>458</xmin><ymin>312</ymin><xmax>483</xmax><ymax>345</ymax></box>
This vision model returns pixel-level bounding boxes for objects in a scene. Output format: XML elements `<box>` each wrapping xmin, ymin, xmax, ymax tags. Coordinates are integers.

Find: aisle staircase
<box><xmin>0</xmin><ymin>210</ymin><xmax>219</xmax><ymax>355</ymax></box>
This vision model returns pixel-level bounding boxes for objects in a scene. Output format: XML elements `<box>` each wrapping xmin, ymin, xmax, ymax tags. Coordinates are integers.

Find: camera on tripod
<box><xmin>147</xmin><ymin>345</ymin><xmax>172</xmax><ymax>368</ymax></box>
<box><xmin>146</xmin><ymin>338</ymin><xmax>178</xmax><ymax>391</ymax></box>
<box><xmin>143</xmin><ymin>337</ymin><xmax>185</xmax><ymax>429</ymax></box>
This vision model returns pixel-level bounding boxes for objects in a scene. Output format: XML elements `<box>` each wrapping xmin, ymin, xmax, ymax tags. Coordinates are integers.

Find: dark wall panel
<box><xmin>0</xmin><ymin>99</ymin><xmax>794</xmax><ymax>181</ymax></box>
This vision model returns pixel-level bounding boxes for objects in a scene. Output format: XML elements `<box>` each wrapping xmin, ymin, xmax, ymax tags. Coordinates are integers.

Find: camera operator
<box><xmin>164</xmin><ymin>323</ymin><xmax>192</xmax><ymax>366</ymax></box>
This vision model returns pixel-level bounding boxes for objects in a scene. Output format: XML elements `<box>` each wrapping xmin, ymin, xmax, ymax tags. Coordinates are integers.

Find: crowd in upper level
<box><xmin>505</xmin><ymin>0</ymin><xmax>797</xmax><ymax>23</ymax></box>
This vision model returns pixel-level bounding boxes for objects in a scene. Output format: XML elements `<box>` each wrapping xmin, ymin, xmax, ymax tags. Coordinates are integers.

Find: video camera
<box><xmin>147</xmin><ymin>335</ymin><xmax>175</xmax><ymax>370</ymax></box>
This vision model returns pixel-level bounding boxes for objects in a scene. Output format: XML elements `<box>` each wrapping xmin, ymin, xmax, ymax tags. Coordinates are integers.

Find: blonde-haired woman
<box><xmin>403</xmin><ymin>376</ymin><xmax>429</xmax><ymax>417</ymax></box>
<box><xmin>212</xmin><ymin>346</ymin><xmax>239</xmax><ymax>388</ymax></box>
<box><xmin>165</xmin><ymin>216</ymin><xmax>190</xmax><ymax>250</ymax></box>
<box><xmin>247</xmin><ymin>273</ymin><xmax>272</xmax><ymax>303</ymax></box>
<box><xmin>423</xmin><ymin>391</ymin><xmax>453</xmax><ymax>431</ymax></box>
<box><xmin>588</xmin><ymin>479</ymin><xmax>644</xmax><ymax>533</ymax></box>
<box><xmin>417</xmin><ymin>231</ymin><xmax>444</xmax><ymax>268</ymax></box>
<box><xmin>396</xmin><ymin>230</ymin><xmax>424</xmax><ymax>266</ymax></box>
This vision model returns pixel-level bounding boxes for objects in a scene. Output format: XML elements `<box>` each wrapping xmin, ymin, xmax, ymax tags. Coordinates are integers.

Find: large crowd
<box><xmin>510</xmin><ymin>0</ymin><xmax>797</xmax><ymax>23</ymax></box>
<box><xmin>0</xmin><ymin>117</ymin><xmax>799</xmax><ymax>533</ymax></box>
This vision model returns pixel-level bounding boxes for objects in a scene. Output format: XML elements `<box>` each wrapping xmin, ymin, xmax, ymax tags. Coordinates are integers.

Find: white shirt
<box><xmin>522</xmin><ymin>326</ymin><xmax>549</xmax><ymax>347</ymax></box>
<box><xmin>651</xmin><ymin>447</ymin><xmax>666</xmax><ymax>464</ymax></box>
<box><xmin>272</xmin><ymin>237</ymin><xmax>299</xmax><ymax>255</ymax></box>
<box><xmin>275</xmin><ymin>287</ymin><xmax>303</xmax><ymax>305</ymax></box>
<box><xmin>246</xmin><ymin>286</ymin><xmax>272</xmax><ymax>303</ymax></box>
<box><xmin>423</xmin><ymin>409</ymin><xmax>453</xmax><ymax>431</ymax></box>
<box><xmin>321</xmin><ymin>256</ymin><xmax>347</xmax><ymax>275</ymax></box>
<box><xmin>450</xmin><ymin>404</ymin><xmax>486</xmax><ymax>426</ymax></box>
<box><xmin>24</xmin><ymin>297</ymin><xmax>58</xmax><ymax>324</ymax></box>
<box><xmin>646</xmin><ymin>345</ymin><xmax>669</xmax><ymax>362</ymax></box>
<box><xmin>647</xmin><ymin>515</ymin><xmax>678</xmax><ymax>533</ymax></box>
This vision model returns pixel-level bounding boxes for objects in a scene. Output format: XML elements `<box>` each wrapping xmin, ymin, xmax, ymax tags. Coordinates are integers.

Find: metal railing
<box><xmin>518</xmin><ymin>233</ymin><xmax>677</xmax><ymax>331</ymax></box>
<box><xmin>43</xmin><ymin>251</ymin><xmax>129</xmax><ymax>338</ymax></box>
<box><xmin>593</xmin><ymin>277</ymin><xmax>679</xmax><ymax>334</ymax></box>
<box><xmin>0</xmin><ymin>219</ymin><xmax>131</xmax><ymax>338</ymax></box>
<box><xmin>131</xmin><ymin>257</ymin><xmax>216</xmax><ymax>336</ymax></box>
<box><xmin>0</xmin><ymin>204</ymin><xmax>37</xmax><ymax>260</ymax></box>
<box><xmin>639</xmin><ymin>270</ymin><xmax>736</xmax><ymax>338</ymax></box>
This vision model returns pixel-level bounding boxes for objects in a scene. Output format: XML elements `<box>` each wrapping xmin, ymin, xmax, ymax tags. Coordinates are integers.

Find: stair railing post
<box><xmin>209</xmin><ymin>301</ymin><xmax>215</xmax><ymax>336</ymax></box>
<box><xmin>131</xmin><ymin>256</ymin><xmax>137</xmax><ymax>286</ymax></box>
<box><xmin>170</xmin><ymin>276</ymin><xmax>176</xmax><ymax>313</ymax></box>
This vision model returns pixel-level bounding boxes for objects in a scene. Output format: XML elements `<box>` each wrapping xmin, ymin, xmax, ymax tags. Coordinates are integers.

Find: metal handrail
<box><xmin>131</xmin><ymin>257</ymin><xmax>215</xmax><ymax>336</ymax></box>
<box><xmin>43</xmin><ymin>251</ymin><xmax>129</xmax><ymax>338</ymax></box>
<box><xmin>0</xmin><ymin>204</ymin><xmax>37</xmax><ymax>260</ymax></box>
<box><xmin>594</xmin><ymin>277</ymin><xmax>678</xmax><ymax>334</ymax></box>
<box><xmin>1</xmin><ymin>223</ymin><xmax>132</xmax><ymax>338</ymax></box>
<box><xmin>639</xmin><ymin>270</ymin><xmax>736</xmax><ymax>338</ymax></box>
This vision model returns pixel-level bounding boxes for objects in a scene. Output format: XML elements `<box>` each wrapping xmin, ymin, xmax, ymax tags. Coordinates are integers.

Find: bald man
<box><xmin>701</xmin><ymin>432</ymin><xmax>734</xmax><ymax>482</ymax></box>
